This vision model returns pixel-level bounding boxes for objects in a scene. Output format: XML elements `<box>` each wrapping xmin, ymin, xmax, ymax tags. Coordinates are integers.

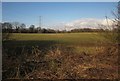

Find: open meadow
<box><xmin>2</xmin><ymin>2</ymin><xmax>119</xmax><ymax>80</ymax></box>
<box><xmin>2</xmin><ymin>33</ymin><xmax>118</xmax><ymax>79</ymax></box>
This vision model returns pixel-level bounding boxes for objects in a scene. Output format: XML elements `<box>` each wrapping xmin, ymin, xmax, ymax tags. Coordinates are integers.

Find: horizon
<box><xmin>2</xmin><ymin>2</ymin><xmax>117</xmax><ymax>30</ymax></box>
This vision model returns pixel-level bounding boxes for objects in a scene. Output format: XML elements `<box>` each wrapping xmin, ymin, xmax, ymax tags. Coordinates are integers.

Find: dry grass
<box><xmin>2</xmin><ymin>44</ymin><xmax>118</xmax><ymax>80</ymax></box>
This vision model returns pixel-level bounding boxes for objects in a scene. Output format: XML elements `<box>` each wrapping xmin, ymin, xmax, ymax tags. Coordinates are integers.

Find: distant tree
<box><xmin>20</xmin><ymin>23</ymin><xmax>26</xmax><ymax>33</ymax></box>
<box><xmin>41</xmin><ymin>28</ymin><xmax>47</xmax><ymax>33</ymax></box>
<box><xmin>37</xmin><ymin>27</ymin><xmax>41</xmax><ymax>33</ymax></box>
<box><xmin>12</xmin><ymin>22</ymin><xmax>21</xmax><ymax>33</ymax></box>
<box><xmin>61</xmin><ymin>30</ymin><xmax>67</xmax><ymax>33</ymax></box>
<box><xmin>2</xmin><ymin>22</ymin><xmax>13</xmax><ymax>33</ymax></box>
<box><xmin>20</xmin><ymin>23</ymin><xmax>26</xmax><ymax>29</ymax></box>
<box><xmin>2</xmin><ymin>22</ymin><xmax>13</xmax><ymax>40</ymax></box>
<box><xmin>29</xmin><ymin>25</ymin><xmax>35</xmax><ymax>33</ymax></box>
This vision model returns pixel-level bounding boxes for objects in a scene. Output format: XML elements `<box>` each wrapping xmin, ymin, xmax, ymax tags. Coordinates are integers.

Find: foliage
<box><xmin>2</xmin><ymin>22</ymin><xmax>111</xmax><ymax>34</ymax></box>
<box><xmin>2</xmin><ymin>22</ymin><xmax>13</xmax><ymax>40</ymax></box>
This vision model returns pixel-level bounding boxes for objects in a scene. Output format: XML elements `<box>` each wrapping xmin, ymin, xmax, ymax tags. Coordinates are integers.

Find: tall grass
<box><xmin>3</xmin><ymin>44</ymin><xmax>118</xmax><ymax>79</ymax></box>
<box><xmin>2</xmin><ymin>33</ymin><xmax>118</xmax><ymax>79</ymax></box>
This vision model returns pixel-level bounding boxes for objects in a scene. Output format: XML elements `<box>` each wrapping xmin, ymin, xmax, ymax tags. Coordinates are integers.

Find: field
<box><xmin>3</xmin><ymin>33</ymin><xmax>118</xmax><ymax>79</ymax></box>
<box><xmin>10</xmin><ymin>33</ymin><xmax>108</xmax><ymax>44</ymax></box>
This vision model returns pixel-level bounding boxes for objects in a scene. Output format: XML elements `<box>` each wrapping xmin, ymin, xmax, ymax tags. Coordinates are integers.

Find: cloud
<box><xmin>62</xmin><ymin>18</ymin><xmax>114</xmax><ymax>31</ymax></box>
<box><xmin>101</xmin><ymin>19</ymin><xmax>113</xmax><ymax>26</ymax></box>
<box><xmin>39</xmin><ymin>18</ymin><xmax>114</xmax><ymax>31</ymax></box>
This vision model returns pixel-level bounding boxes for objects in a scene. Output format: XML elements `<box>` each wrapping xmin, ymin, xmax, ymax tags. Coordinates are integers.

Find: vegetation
<box><xmin>2</xmin><ymin>2</ymin><xmax>120</xmax><ymax>80</ymax></box>
<box><xmin>2</xmin><ymin>33</ymin><xmax>118</xmax><ymax>79</ymax></box>
<box><xmin>1</xmin><ymin>22</ymin><xmax>110</xmax><ymax>34</ymax></box>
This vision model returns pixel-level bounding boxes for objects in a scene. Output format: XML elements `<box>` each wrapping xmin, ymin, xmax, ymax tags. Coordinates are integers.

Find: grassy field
<box><xmin>3</xmin><ymin>33</ymin><xmax>118</xmax><ymax>79</ymax></box>
<box><xmin>6</xmin><ymin>33</ymin><xmax>111</xmax><ymax>54</ymax></box>
<box><xmin>10</xmin><ymin>33</ymin><xmax>108</xmax><ymax>43</ymax></box>
<box><xmin>3</xmin><ymin>33</ymin><xmax>109</xmax><ymax>54</ymax></box>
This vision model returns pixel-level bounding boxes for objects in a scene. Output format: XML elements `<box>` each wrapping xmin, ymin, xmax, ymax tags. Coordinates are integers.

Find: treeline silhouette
<box><xmin>1</xmin><ymin>22</ymin><xmax>116</xmax><ymax>33</ymax></box>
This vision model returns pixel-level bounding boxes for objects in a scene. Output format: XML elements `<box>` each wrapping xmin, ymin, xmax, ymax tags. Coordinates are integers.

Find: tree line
<box><xmin>1</xmin><ymin>22</ymin><xmax>61</xmax><ymax>33</ymax></box>
<box><xmin>1</xmin><ymin>22</ymin><xmax>117</xmax><ymax>34</ymax></box>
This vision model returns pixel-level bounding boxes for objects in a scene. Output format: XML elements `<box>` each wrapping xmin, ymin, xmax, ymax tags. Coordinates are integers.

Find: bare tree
<box><xmin>29</xmin><ymin>25</ymin><xmax>35</xmax><ymax>33</ymax></box>
<box><xmin>19</xmin><ymin>23</ymin><xmax>26</xmax><ymax>33</ymax></box>
<box><xmin>117</xmin><ymin>1</ymin><xmax>120</xmax><ymax>44</ymax></box>
<box><xmin>99</xmin><ymin>2</ymin><xmax>120</xmax><ymax>44</ymax></box>
<box><xmin>12</xmin><ymin>22</ymin><xmax>21</xmax><ymax>33</ymax></box>
<box><xmin>2</xmin><ymin>22</ymin><xmax>13</xmax><ymax>40</ymax></box>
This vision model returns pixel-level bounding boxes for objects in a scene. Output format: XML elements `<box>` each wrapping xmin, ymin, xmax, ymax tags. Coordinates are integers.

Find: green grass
<box><xmin>10</xmin><ymin>33</ymin><xmax>109</xmax><ymax>45</ymax></box>
<box><xmin>3</xmin><ymin>33</ymin><xmax>118</xmax><ymax>79</ymax></box>
<box><xmin>3</xmin><ymin>33</ymin><xmax>111</xmax><ymax>54</ymax></box>
<box><xmin>5</xmin><ymin>33</ymin><xmax>110</xmax><ymax>54</ymax></box>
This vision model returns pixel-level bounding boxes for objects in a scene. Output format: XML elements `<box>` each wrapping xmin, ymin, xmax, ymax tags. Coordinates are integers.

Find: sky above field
<box><xmin>2</xmin><ymin>2</ymin><xmax>118</xmax><ymax>30</ymax></box>
<box><xmin>2</xmin><ymin>0</ymin><xmax>119</xmax><ymax>2</ymax></box>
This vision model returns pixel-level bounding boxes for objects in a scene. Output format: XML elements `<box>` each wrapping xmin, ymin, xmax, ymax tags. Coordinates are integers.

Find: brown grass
<box><xmin>2</xmin><ymin>44</ymin><xmax>118</xmax><ymax>80</ymax></box>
